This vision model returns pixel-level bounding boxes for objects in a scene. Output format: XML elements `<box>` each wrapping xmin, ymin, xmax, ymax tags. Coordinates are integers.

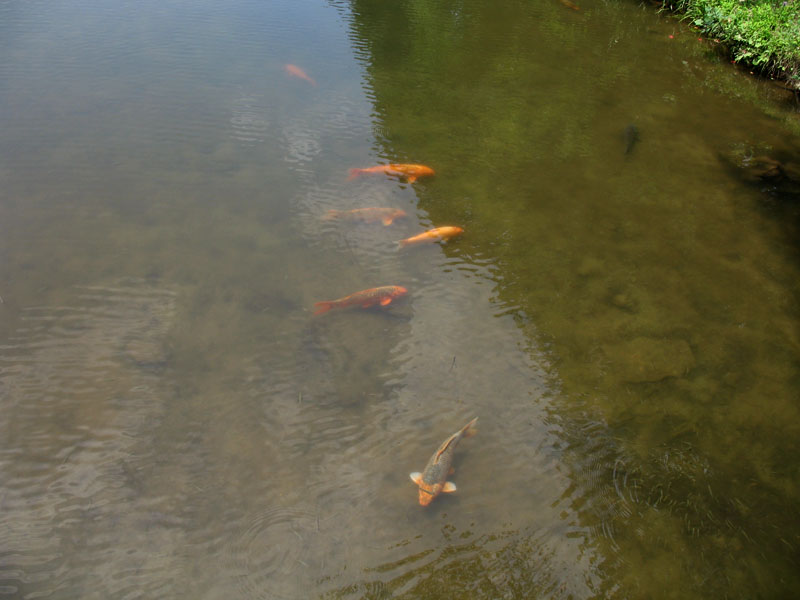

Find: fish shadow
<box><xmin>623</xmin><ymin>124</ymin><xmax>640</xmax><ymax>157</ymax></box>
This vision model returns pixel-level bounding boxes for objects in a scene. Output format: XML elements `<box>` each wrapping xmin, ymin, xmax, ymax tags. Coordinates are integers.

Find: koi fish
<box><xmin>558</xmin><ymin>0</ymin><xmax>580</xmax><ymax>10</ymax></box>
<box><xmin>398</xmin><ymin>226</ymin><xmax>464</xmax><ymax>248</ymax></box>
<box><xmin>285</xmin><ymin>64</ymin><xmax>316</xmax><ymax>86</ymax></box>
<box><xmin>347</xmin><ymin>164</ymin><xmax>435</xmax><ymax>184</ymax></box>
<box><xmin>623</xmin><ymin>124</ymin><xmax>640</xmax><ymax>155</ymax></box>
<box><xmin>410</xmin><ymin>417</ymin><xmax>478</xmax><ymax>506</ymax></box>
<box><xmin>313</xmin><ymin>285</ymin><xmax>408</xmax><ymax>315</ymax></box>
<box><xmin>323</xmin><ymin>207</ymin><xmax>408</xmax><ymax>226</ymax></box>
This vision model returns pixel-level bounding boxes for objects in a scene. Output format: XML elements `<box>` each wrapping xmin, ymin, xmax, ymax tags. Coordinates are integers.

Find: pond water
<box><xmin>1</xmin><ymin>0</ymin><xmax>798</xmax><ymax>598</ymax></box>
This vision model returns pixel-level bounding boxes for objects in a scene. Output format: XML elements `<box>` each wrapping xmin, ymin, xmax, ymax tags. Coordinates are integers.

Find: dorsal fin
<box><xmin>433</xmin><ymin>434</ymin><xmax>459</xmax><ymax>461</ymax></box>
<box><xmin>433</xmin><ymin>418</ymin><xmax>477</xmax><ymax>461</ymax></box>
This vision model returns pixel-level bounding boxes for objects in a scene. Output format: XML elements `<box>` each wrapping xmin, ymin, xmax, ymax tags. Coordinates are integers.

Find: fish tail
<box><xmin>313</xmin><ymin>301</ymin><xmax>334</xmax><ymax>315</ymax></box>
<box><xmin>347</xmin><ymin>168</ymin><xmax>363</xmax><ymax>181</ymax></box>
<box><xmin>323</xmin><ymin>209</ymin><xmax>339</xmax><ymax>221</ymax></box>
<box><xmin>461</xmin><ymin>417</ymin><xmax>478</xmax><ymax>438</ymax></box>
<box><xmin>397</xmin><ymin>239</ymin><xmax>410</xmax><ymax>248</ymax></box>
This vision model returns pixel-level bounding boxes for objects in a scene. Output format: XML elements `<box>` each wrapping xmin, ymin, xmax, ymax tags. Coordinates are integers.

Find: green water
<box><xmin>1</xmin><ymin>0</ymin><xmax>798</xmax><ymax>598</ymax></box>
<box><xmin>341</xmin><ymin>0</ymin><xmax>800</xmax><ymax>596</ymax></box>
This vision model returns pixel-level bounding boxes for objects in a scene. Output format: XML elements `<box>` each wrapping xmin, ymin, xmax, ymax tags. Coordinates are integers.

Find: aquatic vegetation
<box><xmin>662</xmin><ymin>0</ymin><xmax>800</xmax><ymax>88</ymax></box>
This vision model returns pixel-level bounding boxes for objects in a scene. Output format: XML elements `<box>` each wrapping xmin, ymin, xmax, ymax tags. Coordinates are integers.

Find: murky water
<box><xmin>1</xmin><ymin>0</ymin><xmax>798</xmax><ymax>598</ymax></box>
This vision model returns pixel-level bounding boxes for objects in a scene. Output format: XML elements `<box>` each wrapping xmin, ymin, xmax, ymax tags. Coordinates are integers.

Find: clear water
<box><xmin>1</xmin><ymin>0</ymin><xmax>798</xmax><ymax>598</ymax></box>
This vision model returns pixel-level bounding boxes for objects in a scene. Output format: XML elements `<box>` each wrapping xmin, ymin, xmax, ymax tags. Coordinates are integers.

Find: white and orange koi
<box><xmin>410</xmin><ymin>417</ymin><xmax>478</xmax><ymax>506</ymax></box>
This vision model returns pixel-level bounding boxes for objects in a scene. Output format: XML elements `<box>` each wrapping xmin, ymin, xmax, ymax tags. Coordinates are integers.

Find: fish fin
<box><xmin>434</xmin><ymin>437</ymin><xmax>459</xmax><ymax>461</ymax></box>
<box><xmin>382</xmin><ymin>217</ymin><xmax>393</xmax><ymax>226</ymax></box>
<box><xmin>410</xmin><ymin>472</ymin><xmax>422</xmax><ymax>485</ymax></box>
<box><xmin>347</xmin><ymin>168</ymin><xmax>362</xmax><ymax>181</ymax></box>
<box><xmin>313</xmin><ymin>301</ymin><xmax>333</xmax><ymax>315</ymax></box>
<box><xmin>380</xmin><ymin>297</ymin><xmax>392</xmax><ymax>306</ymax></box>
<box><xmin>442</xmin><ymin>482</ymin><xmax>457</xmax><ymax>493</ymax></box>
<box><xmin>406</xmin><ymin>176</ymin><xmax>417</xmax><ymax>183</ymax></box>
<box><xmin>432</xmin><ymin>418</ymin><xmax>478</xmax><ymax>460</ymax></box>
<box><xmin>461</xmin><ymin>417</ymin><xmax>479</xmax><ymax>438</ymax></box>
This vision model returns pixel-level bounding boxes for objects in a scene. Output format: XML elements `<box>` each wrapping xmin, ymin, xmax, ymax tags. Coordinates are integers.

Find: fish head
<box><xmin>417</xmin><ymin>482</ymin><xmax>441</xmax><ymax>506</ymax></box>
<box><xmin>434</xmin><ymin>226</ymin><xmax>464</xmax><ymax>240</ymax></box>
<box><xmin>381</xmin><ymin>209</ymin><xmax>407</xmax><ymax>226</ymax></box>
<box><xmin>393</xmin><ymin>286</ymin><xmax>409</xmax><ymax>298</ymax></box>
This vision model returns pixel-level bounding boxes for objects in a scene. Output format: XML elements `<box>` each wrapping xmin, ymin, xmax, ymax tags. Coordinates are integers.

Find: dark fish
<box><xmin>624</xmin><ymin>124</ymin><xmax>640</xmax><ymax>155</ymax></box>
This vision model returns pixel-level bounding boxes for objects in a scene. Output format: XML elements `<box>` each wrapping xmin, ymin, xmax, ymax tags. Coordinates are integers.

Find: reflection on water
<box><xmin>1</xmin><ymin>0</ymin><xmax>799</xmax><ymax>598</ymax></box>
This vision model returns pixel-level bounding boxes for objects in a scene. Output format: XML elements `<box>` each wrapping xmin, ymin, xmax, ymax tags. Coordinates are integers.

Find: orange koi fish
<box><xmin>398</xmin><ymin>226</ymin><xmax>464</xmax><ymax>248</ymax></box>
<box><xmin>558</xmin><ymin>0</ymin><xmax>580</xmax><ymax>10</ymax></box>
<box><xmin>410</xmin><ymin>417</ymin><xmax>478</xmax><ymax>506</ymax></box>
<box><xmin>347</xmin><ymin>163</ymin><xmax>435</xmax><ymax>184</ymax></box>
<box><xmin>285</xmin><ymin>64</ymin><xmax>316</xmax><ymax>86</ymax></box>
<box><xmin>323</xmin><ymin>207</ymin><xmax>408</xmax><ymax>226</ymax></box>
<box><xmin>313</xmin><ymin>285</ymin><xmax>408</xmax><ymax>315</ymax></box>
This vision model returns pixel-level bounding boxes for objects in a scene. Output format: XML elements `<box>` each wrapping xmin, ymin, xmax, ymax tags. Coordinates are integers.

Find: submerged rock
<box><xmin>609</xmin><ymin>290</ymin><xmax>640</xmax><ymax>313</ymax></box>
<box><xmin>740</xmin><ymin>155</ymin><xmax>784</xmax><ymax>182</ymax></box>
<box><xmin>603</xmin><ymin>337</ymin><xmax>695</xmax><ymax>383</ymax></box>
<box><xmin>721</xmin><ymin>144</ymin><xmax>800</xmax><ymax>197</ymax></box>
<box><xmin>576</xmin><ymin>256</ymin><xmax>604</xmax><ymax>277</ymax></box>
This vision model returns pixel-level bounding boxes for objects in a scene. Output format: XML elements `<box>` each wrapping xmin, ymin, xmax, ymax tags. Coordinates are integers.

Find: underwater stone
<box><xmin>603</xmin><ymin>337</ymin><xmax>695</xmax><ymax>383</ymax></box>
<box><xmin>577</xmin><ymin>256</ymin><xmax>604</xmax><ymax>277</ymax></box>
<box><xmin>610</xmin><ymin>291</ymin><xmax>639</xmax><ymax>312</ymax></box>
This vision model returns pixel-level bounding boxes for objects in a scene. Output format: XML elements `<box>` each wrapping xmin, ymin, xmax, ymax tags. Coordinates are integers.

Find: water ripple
<box><xmin>225</xmin><ymin>506</ymin><xmax>323</xmax><ymax>600</ymax></box>
<box><xmin>230</xmin><ymin>93</ymin><xmax>270</xmax><ymax>145</ymax></box>
<box><xmin>0</xmin><ymin>279</ymin><xmax>177</xmax><ymax>598</ymax></box>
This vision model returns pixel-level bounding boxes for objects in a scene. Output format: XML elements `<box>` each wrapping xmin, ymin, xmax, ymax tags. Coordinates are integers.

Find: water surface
<box><xmin>1</xmin><ymin>0</ymin><xmax>799</xmax><ymax>598</ymax></box>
